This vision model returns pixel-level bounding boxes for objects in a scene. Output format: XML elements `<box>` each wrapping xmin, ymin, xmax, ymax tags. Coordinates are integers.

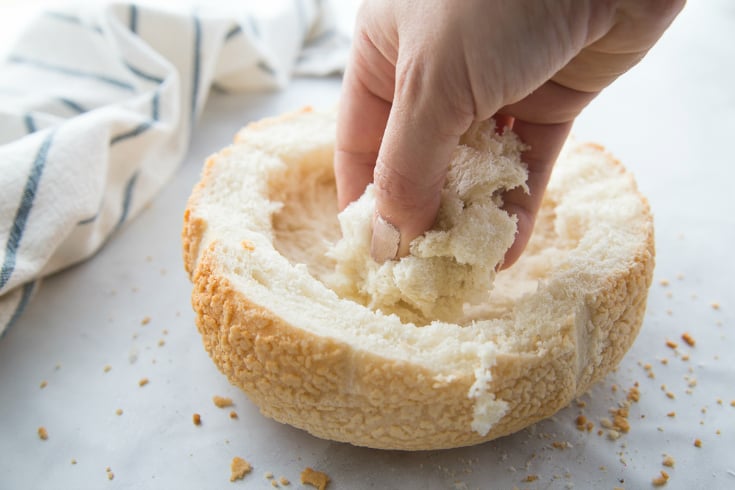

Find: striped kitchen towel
<box><xmin>0</xmin><ymin>0</ymin><xmax>349</xmax><ymax>335</ymax></box>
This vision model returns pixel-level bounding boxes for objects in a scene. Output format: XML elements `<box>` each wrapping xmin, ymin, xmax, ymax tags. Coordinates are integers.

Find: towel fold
<box><xmin>0</xmin><ymin>0</ymin><xmax>349</xmax><ymax>335</ymax></box>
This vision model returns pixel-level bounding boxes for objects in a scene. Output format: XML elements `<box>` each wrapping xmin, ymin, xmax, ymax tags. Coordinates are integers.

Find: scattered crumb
<box><xmin>106</xmin><ymin>467</ymin><xmax>114</xmax><ymax>480</ymax></box>
<box><xmin>39</xmin><ymin>380</ymin><xmax>47</xmax><ymax>389</ymax></box>
<box><xmin>681</xmin><ymin>332</ymin><xmax>696</xmax><ymax>347</ymax></box>
<box><xmin>717</xmin><ymin>399</ymin><xmax>723</xmax><ymax>405</ymax></box>
<box><xmin>575</xmin><ymin>400</ymin><xmax>586</xmax><ymax>408</ymax></box>
<box><xmin>694</xmin><ymin>438</ymin><xmax>702</xmax><ymax>448</ymax></box>
<box><xmin>141</xmin><ymin>316</ymin><xmax>151</xmax><ymax>325</ymax></box>
<box><xmin>660</xmin><ymin>358</ymin><xmax>669</xmax><ymax>365</ymax></box>
<box><xmin>652</xmin><ymin>470</ymin><xmax>669</xmax><ymax>487</ymax></box>
<box><xmin>138</xmin><ymin>378</ymin><xmax>149</xmax><ymax>387</ymax></box>
<box><xmin>667</xmin><ymin>411</ymin><xmax>676</xmax><ymax>418</ymax></box>
<box><xmin>627</xmin><ymin>386</ymin><xmax>640</xmax><ymax>402</ymax></box>
<box><xmin>522</xmin><ymin>475</ymin><xmax>539</xmax><ymax>483</ymax></box>
<box><xmin>301</xmin><ymin>467</ymin><xmax>330</xmax><ymax>490</ymax></box>
<box><xmin>575</xmin><ymin>415</ymin><xmax>587</xmax><ymax>431</ymax></box>
<box><xmin>103</xmin><ymin>365</ymin><xmax>112</xmax><ymax>373</ymax></box>
<box><xmin>193</xmin><ymin>413</ymin><xmax>202</xmax><ymax>426</ymax></box>
<box><xmin>162</xmin><ymin>329</ymin><xmax>169</xmax><ymax>335</ymax></box>
<box><xmin>665</xmin><ymin>340</ymin><xmax>678</xmax><ymax>350</ymax></box>
<box><xmin>213</xmin><ymin>396</ymin><xmax>233</xmax><ymax>408</ymax></box>
<box><xmin>157</xmin><ymin>339</ymin><xmax>165</xmax><ymax>347</ymax></box>
<box><xmin>551</xmin><ymin>441</ymin><xmax>570</xmax><ymax>450</ymax></box>
<box><xmin>711</xmin><ymin>302</ymin><xmax>720</xmax><ymax>310</ymax></box>
<box><xmin>115</xmin><ymin>409</ymin><xmax>123</xmax><ymax>416</ymax></box>
<box><xmin>666</xmin><ymin>391</ymin><xmax>676</xmax><ymax>400</ymax></box>
<box><xmin>71</xmin><ymin>459</ymin><xmax>77</xmax><ymax>465</ymax></box>
<box><xmin>659</xmin><ymin>279</ymin><xmax>670</xmax><ymax>286</ymax></box>
<box><xmin>230</xmin><ymin>457</ymin><xmax>252</xmax><ymax>482</ymax></box>
<box><xmin>265</xmin><ymin>472</ymin><xmax>274</xmax><ymax>479</ymax></box>
<box><xmin>37</xmin><ymin>427</ymin><xmax>48</xmax><ymax>440</ymax></box>
<box><xmin>662</xmin><ymin>455</ymin><xmax>675</xmax><ymax>467</ymax></box>
<box><xmin>279</xmin><ymin>476</ymin><xmax>290</xmax><ymax>485</ymax></box>
<box><xmin>229</xmin><ymin>411</ymin><xmax>238</xmax><ymax>419</ymax></box>
<box><xmin>681</xmin><ymin>354</ymin><xmax>690</xmax><ymax>362</ymax></box>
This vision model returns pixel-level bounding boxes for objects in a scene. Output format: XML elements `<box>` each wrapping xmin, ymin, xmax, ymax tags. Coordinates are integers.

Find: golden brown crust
<box><xmin>182</xmin><ymin>109</ymin><xmax>656</xmax><ymax>450</ymax></box>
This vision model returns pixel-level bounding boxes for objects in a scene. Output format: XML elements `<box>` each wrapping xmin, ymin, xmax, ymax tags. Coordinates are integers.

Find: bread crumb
<box><xmin>660</xmin><ymin>358</ymin><xmax>669</xmax><ymax>365</ymax></box>
<box><xmin>37</xmin><ymin>426</ymin><xmax>48</xmax><ymax>440</ymax></box>
<box><xmin>39</xmin><ymin>380</ymin><xmax>48</xmax><ymax>389</ymax></box>
<box><xmin>666</xmin><ymin>391</ymin><xmax>675</xmax><ymax>399</ymax></box>
<box><xmin>665</xmin><ymin>340</ymin><xmax>678</xmax><ymax>349</ymax></box>
<box><xmin>115</xmin><ymin>409</ymin><xmax>123</xmax><ymax>416</ymax></box>
<box><xmin>667</xmin><ymin>411</ymin><xmax>676</xmax><ymax>418</ymax></box>
<box><xmin>213</xmin><ymin>396</ymin><xmax>233</xmax><ymax>408</ymax></box>
<box><xmin>716</xmin><ymin>398</ymin><xmax>723</xmax><ymax>405</ymax></box>
<box><xmin>652</xmin><ymin>470</ymin><xmax>669</xmax><ymax>486</ymax></box>
<box><xmin>730</xmin><ymin>400</ymin><xmax>735</xmax><ymax>407</ymax></box>
<box><xmin>659</xmin><ymin>279</ymin><xmax>670</xmax><ymax>286</ymax></box>
<box><xmin>575</xmin><ymin>415</ymin><xmax>587</xmax><ymax>431</ymax></box>
<box><xmin>607</xmin><ymin>430</ymin><xmax>621</xmax><ymax>441</ymax></box>
<box><xmin>551</xmin><ymin>441</ymin><xmax>570</xmax><ymax>450</ymax></box>
<box><xmin>279</xmin><ymin>476</ymin><xmax>290</xmax><ymax>485</ymax></box>
<box><xmin>230</xmin><ymin>457</ymin><xmax>252</xmax><ymax>482</ymax></box>
<box><xmin>107</xmin><ymin>471</ymin><xmax>114</xmax><ymax>481</ymax></box>
<box><xmin>694</xmin><ymin>438</ymin><xmax>702</xmax><ymax>448</ymax></box>
<box><xmin>229</xmin><ymin>411</ymin><xmax>238</xmax><ymax>419</ymax></box>
<box><xmin>523</xmin><ymin>475</ymin><xmax>539</xmax><ymax>482</ymax></box>
<box><xmin>193</xmin><ymin>413</ymin><xmax>202</xmax><ymax>426</ymax></box>
<box><xmin>138</xmin><ymin>377</ymin><xmax>149</xmax><ymax>387</ymax></box>
<box><xmin>662</xmin><ymin>455</ymin><xmax>675</xmax><ymax>467</ymax></box>
<box><xmin>271</xmin><ymin>480</ymin><xmax>280</xmax><ymax>488</ymax></box>
<box><xmin>157</xmin><ymin>339</ymin><xmax>165</xmax><ymax>347</ymax></box>
<box><xmin>162</xmin><ymin>329</ymin><xmax>168</xmax><ymax>335</ymax></box>
<box><xmin>627</xmin><ymin>386</ymin><xmax>640</xmax><ymax>402</ymax></box>
<box><xmin>103</xmin><ymin>365</ymin><xmax>111</xmax><ymax>373</ymax></box>
<box><xmin>71</xmin><ymin>458</ymin><xmax>77</xmax><ymax>465</ymax></box>
<box><xmin>681</xmin><ymin>354</ymin><xmax>690</xmax><ymax>362</ymax></box>
<box><xmin>301</xmin><ymin>467</ymin><xmax>330</xmax><ymax>490</ymax></box>
<box><xmin>711</xmin><ymin>302</ymin><xmax>720</xmax><ymax>310</ymax></box>
<box><xmin>681</xmin><ymin>332</ymin><xmax>695</xmax><ymax>347</ymax></box>
<box><xmin>141</xmin><ymin>316</ymin><xmax>151</xmax><ymax>325</ymax></box>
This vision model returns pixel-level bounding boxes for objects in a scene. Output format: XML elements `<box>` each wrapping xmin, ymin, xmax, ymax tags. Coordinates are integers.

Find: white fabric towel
<box><xmin>0</xmin><ymin>0</ymin><xmax>349</xmax><ymax>335</ymax></box>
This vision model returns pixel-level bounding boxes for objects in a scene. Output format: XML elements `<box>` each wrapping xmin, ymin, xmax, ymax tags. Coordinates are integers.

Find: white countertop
<box><xmin>1</xmin><ymin>1</ymin><xmax>734</xmax><ymax>489</ymax></box>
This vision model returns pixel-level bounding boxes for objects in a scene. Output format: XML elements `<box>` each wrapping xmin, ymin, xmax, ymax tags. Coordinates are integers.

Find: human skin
<box><xmin>335</xmin><ymin>0</ymin><xmax>685</xmax><ymax>266</ymax></box>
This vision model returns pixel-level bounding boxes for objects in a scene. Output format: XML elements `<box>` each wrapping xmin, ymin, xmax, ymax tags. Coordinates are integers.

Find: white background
<box><xmin>1</xmin><ymin>1</ymin><xmax>734</xmax><ymax>489</ymax></box>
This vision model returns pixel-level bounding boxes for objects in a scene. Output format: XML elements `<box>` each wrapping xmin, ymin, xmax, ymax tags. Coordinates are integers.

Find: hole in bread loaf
<box><xmin>268</xmin><ymin>151</ymin><xmax>572</xmax><ymax>327</ymax></box>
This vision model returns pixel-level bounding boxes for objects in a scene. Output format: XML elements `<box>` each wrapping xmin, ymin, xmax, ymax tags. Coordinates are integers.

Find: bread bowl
<box><xmin>182</xmin><ymin>108</ymin><xmax>654</xmax><ymax>450</ymax></box>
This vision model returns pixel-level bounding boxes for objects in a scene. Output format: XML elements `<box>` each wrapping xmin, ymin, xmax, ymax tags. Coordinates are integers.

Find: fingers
<box><xmin>334</xmin><ymin>68</ymin><xmax>391</xmax><ymax>210</ymax></box>
<box><xmin>499</xmin><ymin>119</ymin><xmax>573</xmax><ymax>269</ymax></box>
<box><xmin>370</xmin><ymin>55</ymin><xmax>474</xmax><ymax>260</ymax></box>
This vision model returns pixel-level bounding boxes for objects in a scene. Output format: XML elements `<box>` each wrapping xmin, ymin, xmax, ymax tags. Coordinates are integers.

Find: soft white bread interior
<box><xmin>327</xmin><ymin>121</ymin><xmax>528</xmax><ymax>324</ymax></box>
<box><xmin>182</xmin><ymin>107</ymin><xmax>655</xmax><ymax>450</ymax></box>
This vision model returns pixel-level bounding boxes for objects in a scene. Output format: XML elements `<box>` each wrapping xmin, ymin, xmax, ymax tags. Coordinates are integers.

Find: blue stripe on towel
<box><xmin>257</xmin><ymin>60</ymin><xmax>276</xmax><ymax>77</ymax></box>
<box><xmin>191</xmin><ymin>15</ymin><xmax>202</xmax><ymax>126</ymax></box>
<box><xmin>58</xmin><ymin>97</ymin><xmax>87</xmax><ymax>114</ymax></box>
<box><xmin>117</xmin><ymin>172</ymin><xmax>139</xmax><ymax>228</ymax></box>
<box><xmin>1</xmin><ymin>281</ymin><xmax>37</xmax><ymax>337</ymax></box>
<box><xmin>24</xmin><ymin>114</ymin><xmax>37</xmax><ymax>133</ymax></box>
<box><xmin>129</xmin><ymin>4</ymin><xmax>138</xmax><ymax>34</ymax></box>
<box><xmin>124</xmin><ymin>61</ymin><xmax>164</xmax><ymax>84</ymax></box>
<box><xmin>8</xmin><ymin>56</ymin><xmax>135</xmax><ymax>92</ymax></box>
<box><xmin>225</xmin><ymin>24</ymin><xmax>242</xmax><ymax>41</ymax></box>
<box><xmin>77</xmin><ymin>214</ymin><xmax>98</xmax><ymax>225</ymax></box>
<box><xmin>110</xmin><ymin>121</ymin><xmax>153</xmax><ymax>145</ymax></box>
<box><xmin>151</xmin><ymin>89</ymin><xmax>160</xmax><ymax>121</ymax></box>
<box><xmin>44</xmin><ymin>11</ymin><xmax>104</xmax><ymax>34</ymax></box>
<box><xmin>0</xmin><ymin>131</ymin><xmax>55</xmax><ymax>290</ymax></box>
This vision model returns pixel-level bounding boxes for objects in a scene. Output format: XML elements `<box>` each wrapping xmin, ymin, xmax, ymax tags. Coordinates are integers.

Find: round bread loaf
<box><xmin>182</xmin><ymin>108</ymin><xmax>655</xmax><ymax>450</ymax></box>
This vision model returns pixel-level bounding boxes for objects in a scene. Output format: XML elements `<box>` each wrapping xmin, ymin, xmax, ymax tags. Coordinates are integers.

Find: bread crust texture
<box><xmin>182</xmin><ymin>108</ymin><xmax>655</xmax><ymax>450</ymax></box>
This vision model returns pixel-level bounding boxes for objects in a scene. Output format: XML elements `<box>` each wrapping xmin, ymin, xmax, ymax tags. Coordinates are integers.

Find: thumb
<box><xmin>371</xmin><ymin>89</ymin><xmax>471</xmax><ymax>262</ymax></box>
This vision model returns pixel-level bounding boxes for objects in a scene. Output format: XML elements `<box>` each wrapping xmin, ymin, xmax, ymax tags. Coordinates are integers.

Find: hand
<box><xmin>335</xmin><ymin>0</ymin><xmax>684</xmax><ymax>266</ymax></box>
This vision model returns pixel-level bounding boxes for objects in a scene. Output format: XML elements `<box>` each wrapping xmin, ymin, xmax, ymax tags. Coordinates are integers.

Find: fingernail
<box><xmin>371</xmin><ymin>214</ymin><xmax>400</xmax><ymax>263</ymax></box>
